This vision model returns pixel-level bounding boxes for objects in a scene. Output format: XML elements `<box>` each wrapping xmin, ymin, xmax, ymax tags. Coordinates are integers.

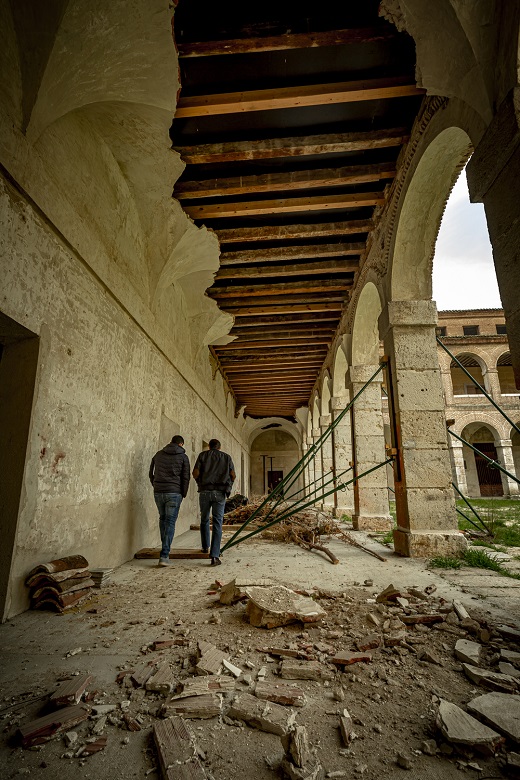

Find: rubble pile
<box><xmin>25</xmin><ymin>555</ymin><xmax>94</xmax><ymax>612</ymax></box>
<box><xmin>7</xmin><ymin>574</ymin><xmax>520</xmax><ymax>779</ymax></box>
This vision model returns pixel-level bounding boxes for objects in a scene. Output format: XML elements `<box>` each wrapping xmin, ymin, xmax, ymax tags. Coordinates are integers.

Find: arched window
<box><xmin>450</xmin><ymin>354</ymin><xmax>485</xmax><ymax>396</ymax></box>
<box><xmin>497</xmin><ymin>352</ymin><xmax>519</xmax><ymax>395</ymax></box>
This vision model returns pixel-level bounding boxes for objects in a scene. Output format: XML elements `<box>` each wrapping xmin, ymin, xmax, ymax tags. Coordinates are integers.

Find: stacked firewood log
<box><xmin>25</xmin><ymin>555</ymin><xmax>94</xmax><ymax>612</ymax></box>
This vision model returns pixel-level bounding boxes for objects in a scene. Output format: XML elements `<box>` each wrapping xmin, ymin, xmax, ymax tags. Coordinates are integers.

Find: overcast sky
<box><xmin>432</xmin><ymin>169</ymin><xmax>502</xmax><ymax>311</ymax></box>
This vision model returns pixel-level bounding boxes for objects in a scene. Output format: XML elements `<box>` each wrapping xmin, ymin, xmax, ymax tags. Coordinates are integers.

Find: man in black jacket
<box><xmin>193</xmin><ymin>439</ymin><xmax>235</xmax><ymax>566</ymax></box>
<box><xmin>149</xmin><ymin>434</ymin><xmax>190</xmax><ymax>567</ymax></box>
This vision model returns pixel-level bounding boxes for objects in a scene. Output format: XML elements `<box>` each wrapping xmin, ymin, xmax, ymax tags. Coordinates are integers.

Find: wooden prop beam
<box><xmin>175</xmin><ymin>163</ymin><xmax>395</xmax><ymax>199</ymax></box>
<box><xmin>216</xmin><ymin>219</ymin><xmax>372</xmax><ymax>244</ymax></box>
<box><xmin>216</xmin><ymin>259</ymin><xmax>357</xmax><ymax>280</ymax></box>
<box><xmin>210</xmin><ymin>279</ymin><xmax>349</xmax><ymax>297</ymax></box>
<box><xmin>175</xmin><ymin>77</ymin><xmax>423</xmax><ymax>117</ymax></box>
<box><xmin>177</xmin><ymin>27</ymin><xmax>396</xmax><ymax>57</ymax></box>
<box><xmin>184</xmin><ymin>191</ymin><xmax>384</xmax><ymax>219</ymax></box>
<box><xmin>220</xmin><ymin>242</ymin><xmax>364</xmax><ymax>265</ymax></box>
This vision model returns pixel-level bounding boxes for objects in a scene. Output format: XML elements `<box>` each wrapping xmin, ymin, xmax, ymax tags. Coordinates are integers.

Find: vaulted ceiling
<box><xmin>171</xmin><ymin>0</ymin><xmax>424</xmax><ymax>418</ymax></box>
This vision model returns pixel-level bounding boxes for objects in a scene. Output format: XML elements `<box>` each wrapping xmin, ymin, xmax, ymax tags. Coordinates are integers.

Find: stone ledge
<box><xmin>393</xmin><ymin>529</ymin><xmax>468</xmax><ymax>558</ymax></box>
<box><xmin>353</xmin><ymin>515</ymin><xmax>393</xmax><ymax>532</ymax></box>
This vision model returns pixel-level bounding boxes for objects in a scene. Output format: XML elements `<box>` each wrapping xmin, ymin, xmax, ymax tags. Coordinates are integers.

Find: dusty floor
<box><xmin>1</xmin><ymin>528</ymin><xmax>520</xmax><ymax>780</ymax></box>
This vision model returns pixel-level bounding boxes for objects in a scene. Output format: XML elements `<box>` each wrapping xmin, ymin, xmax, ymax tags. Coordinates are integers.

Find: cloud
<box><xmin>432</xmin><ymin>170</ymin><xmax>502</xmax><ymax>310</ymax></box>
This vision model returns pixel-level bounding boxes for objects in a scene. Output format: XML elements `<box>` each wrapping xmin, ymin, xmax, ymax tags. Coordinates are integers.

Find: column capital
<box><xmin>331</xmin><ymin>395</ymin><xmax>350</xmax><ymax>411</ymax></box>
<box><xmin>497</xmin><ymin>438</ymin><xmax>513</xmax><ymax>447</ymax></box>
<box><xmin>319</xmin><ymin>415</ymin><xmax>331</xmax><ymax>427</ymax></box>
<box><xmin>349</xmin><ymin>364</ymin><xmax>382</xmax><ymax>385</ymax></box>
<box><xmin>311</xmin><ymin>429</ymin><xmax>320</xmax><ymax>438</ymax></box>
<box><xmin>378</xmin><ymin>300</ymin><xmax>438</xmax><ymax>338</ymax></box>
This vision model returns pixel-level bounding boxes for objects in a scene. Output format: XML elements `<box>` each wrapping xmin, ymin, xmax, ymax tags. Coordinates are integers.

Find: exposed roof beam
<box><xmin>220</xmin><ymin>242</ymin><xmax>364</xmax><ymax>266</ymax></box>
<box><xmin>218</xmin><ymin>337</ymin><xmax>331</xmax><ymax>350</ymax></box>
<box><xmin>234</xmin><ymin>314</ymin><xmax>339</xmax><ymax>327</ymax></box>
<box><xmin>219</xmin><ymin>351</ymin><xmax>326</xmax><ymax>363</ymax></box>
<box><xmin>177</xmin><ymin>27</ymin><xmax>396</xmax><ymax>57</ymax></box>
<box><xmin>175</xmin><ymin>162</ymin><xmax>395</xmax><ymax>199</ymax></box>
<box><xmin>175</xmin><ymin>77</ymin><xmax>423</xmax><ymax>118</ymax></box>
<box><xmin>184</xmin><ymin>191</ymin><xmax>384</xmax><ymax>219</ymax></box>
<box><xmin>231</xmin><ymin>327</ymin><xmax>336</xmax><ymax>338</ymax></box>
<box><xmin>227</xmin><ymin>302</ymin><xmax>344</xmax><ymax>316</ymax></box>
<box><xmin>174</xmin><ymin>128</ymin><xmax>408</xmax><ymax>164</ymax></box>
<box><xmin>210</xmin><ymin>279</ymin><xmax>350</xmax><ymax>297</ymax></box>
<box><xmin>216</xmin><ymin>259</ymin><xmax>357</xmax><ymax>281</ymax></box>
<box><xmin>216</xmin><ymin>219</ymin><xmax>372</xmax><ymax>243</ymax></box>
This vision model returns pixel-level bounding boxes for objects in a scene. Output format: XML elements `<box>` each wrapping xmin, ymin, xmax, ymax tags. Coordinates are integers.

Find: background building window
<box><xmin>496</xmin><ymin>324</ymin><xmax>507</xmax><ymax>335</ymax></box>
<box><xmin>436</xmin><ymin>326</ymin><xmax>447</xmax><ymax>337</ymax></box>
<box><xmin>463</xmin><ymin>325</ymin><xmax>479</xmax><ymax>336</ymax></box>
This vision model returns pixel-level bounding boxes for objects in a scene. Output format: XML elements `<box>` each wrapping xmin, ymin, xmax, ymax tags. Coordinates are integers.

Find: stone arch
<box><xmin>460</xmin><ymin>420</ymin><xmax>505</xmax><ymax>497</ymax></box>
<box><xmin>497</xmin><ymin>351</ymin><xmax>519</xmax><ymax>395</ymax></box>
<box><xmin>389</xmin><ymin>126</ymin><xmax>472</xmax><ymax>304</ymax></box>
<box><xmin>351</xmin><ymin>282</ymin><xmax>383</xmax><ymax>367</ymax></box>
<box><xmin>449</xmin><ymin>352</ymin><xmax>487</xmax><ymax>397</ymax></box>
<box><xmin>452</xmin><ymin>412</ymin><xmax>510</xmax><ymax>442</ymax></box>
<box><xmin>320</xmin><ymin>373</ymin><xmax>331</xmax><ymax>416</ymax></box>
<box><xmin>249</xmin><ymin>427</ymin><xmax>301</xmax><ymax>496</ymax></box>
<box><xmin>332</xmin><ymin>343</ymin><xmax>349</xmax><ymax>398</ymax></box>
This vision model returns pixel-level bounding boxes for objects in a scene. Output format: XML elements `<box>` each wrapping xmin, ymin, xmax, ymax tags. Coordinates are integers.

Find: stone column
<box><xmin>311</xmin><ymin>429</ymin><xmax>323</xmax><ymax>508</ymax></box>
<box><xmin>467</xmin><ymin>88</ymin><xmax>520</xmax><ymax>388</ymax></box>
<box><xmin>496</xmin><ymin>439</ymin><xmax>520</xmax><ymax>497</ymax></box>
<box><xmin>482</xmin><ymin>367</ymin><xmax>502</xmax><ymax>400</ymax></box>
<box><xmin>331</xmin><ymin>395</ymin><xmax>355</xmax><ymax>517</ymax></box>
<box><xmin>319</xmin><ymin>415</ymin><xmax>334</xmax><ymax>510</ymax></box>
<box><xmin>439</xmin><ymin>363</ymin><xmax>454</xmax><ymax>405</ymax></box>
<box><xmin>348</xmin><ymin>365</ymin><xmax>392</xmax><ymax>531</ymax></box>
<box><xmin>379</xmin><ymin>300</ymin><xmax>466</xmax><ymax>557</ymax></box>
<box><xmin>449</xmin><ymin>441</ymin><xmax>469</xmax><ymax>496</ymax></box>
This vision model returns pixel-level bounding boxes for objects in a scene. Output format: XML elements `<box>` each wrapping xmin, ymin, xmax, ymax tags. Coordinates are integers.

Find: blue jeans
<box><xmin>199</xmin><ymin>490</ymin><xmax>226</xmax><ymax>559</ymax></box>
<box><xmin>154</xmin><ymin>493</ymin><xmax>182</xmax><ymax>559</ymax></box>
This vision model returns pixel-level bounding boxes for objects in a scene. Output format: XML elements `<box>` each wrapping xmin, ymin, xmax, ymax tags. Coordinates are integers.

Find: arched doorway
<box><xmin>461</xmin><ymin>423</ymin><xmax>503</xmax><ymax>497</ymax></box>
<box><xmin>250</xmin><ymin>429</ymin><xmax>300</xmax><ymax>496</ymax></box>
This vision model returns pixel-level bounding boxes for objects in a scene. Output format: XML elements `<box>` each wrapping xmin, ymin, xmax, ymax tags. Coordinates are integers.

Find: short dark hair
<box><xmin>209</xmin><ymin>439</ymin><xmax>221</xmax><ymax>449</ymax></box>
<box><xmin>172</xmin><ymin>434</ymin><xmax>184</xmax><ymax>446</ymax></box>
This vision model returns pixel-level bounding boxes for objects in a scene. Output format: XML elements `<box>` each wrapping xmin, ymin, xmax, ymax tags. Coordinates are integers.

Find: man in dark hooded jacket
<box><xmin>149</xmin><ymin>434</ymin><xmax>190</xmax><ymax>566</ymax></box>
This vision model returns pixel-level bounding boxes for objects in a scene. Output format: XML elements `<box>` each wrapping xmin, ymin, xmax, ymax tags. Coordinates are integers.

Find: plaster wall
<box><xmin>0</xmin><ymin>175</ymin><xmax>247</xmax><ymax>619</ymax></box>
<box><xmin>250</xmin><ymin>430</ymin><xmax>301</xmax><ymax>497</ymax></box>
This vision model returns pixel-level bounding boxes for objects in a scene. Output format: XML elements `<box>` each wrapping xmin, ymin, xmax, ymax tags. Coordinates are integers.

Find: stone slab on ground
<box><xmin>497</xmin><ymin>625</ymin><xmax>520</xmax><ymax>644</ymax></box>
<box><xmin>467</xmin><ymin>692</ymin><xmax>520</xmax><ymax>743</ymax></box>
<box><xmin>245</xmin><ymin>585</ymin><xmax>327</xmax><ymax>629</ymax></box>
<box><xmin>196</xmin><ymin>640</ymin><xmax>230</xmax><ymax>675</ymax></box>
<box><xmin>174</xmin><ymin>676</ymin><xmax>235</xmax><ymax>698</ymax></box>
<box><xmin>280</xmin><ymin>660</ymin><xmax>328</xmax><ymax>681</ymax></box>
<box><xmin>17</xmin><ymin>704</ymin><xmax>91</xmax><ymax>748</ymax></box>
<box><xmin>220</xmin><ymin>578</ymin><xmax>272</xmax><ymax>605</ymax></box>
<box><xmin>454</xmin><ymin>639</ymin><xmax>482</xmax><ymax>666</ymax></box>
<box><xmin>228</xmin><ymin>692</ymin><xmax>296</xmax><ymax>736</ymax></box>
<box><xmin>462</xmin><ymin>663</ymin><xmax>517</xmax><ymax>692</ymax></box>
<box><xmin>162</xmin><ymin>693</ymin><xmax>221</xmax><ymax>719</ymax></box>
<box><xmin>502</xmin><ymin>649</ymin><xmax>520</xmax><ymax>667</ymax></box>
<box><xmin>499</xmin><ymin>662</ymin><xmax>520</xmax><ymax>679</ymax></box>
<box><xmin>146</xmin><ymin>662</ymin><xmax>177</xmax><ymax>694</ymax></box>
<box><xmin>153</xmin><ymin>716</ymin><xmax>207</xmax><ymax>780</ymax></box>
<box><xmin>436</xmin><ymin>699</ymin><xmax>503</xmax><ymax>755</ymax></box>
<box><xmin>255</xmin><ymin>680</ymin><xmax>307</xmax><ymax>707</ymax></box>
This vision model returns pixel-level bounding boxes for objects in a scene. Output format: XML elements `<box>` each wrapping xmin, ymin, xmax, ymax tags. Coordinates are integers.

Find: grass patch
<box><xmin>456</xmin><ymin>498</ymin><xmax>520</xmax><ymax>547</ymax></box>
<box><xmin>430</xmin><ymin>556</ymin><xmax>463</xmax><ymax>569</ymax></box>
<box><xmin>430</xmin><ymin>547</ymin><xmax>520</xmax><ymax>580</ymax></box>
<box><xmin>381</xmin><ymin>529</ymin><xmax>395</xmax><ymax>546</ymax></box>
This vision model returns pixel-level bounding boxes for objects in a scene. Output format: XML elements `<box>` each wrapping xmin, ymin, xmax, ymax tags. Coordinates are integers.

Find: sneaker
<box><xmin>211</xmin><ymin>557</ymin><xmax>222</xmax><ymax>566</ymax></box>
<box><xmin>157</xmin><ymin>558</ymin><xmax>171</xmax><ymax>567</ymax></box>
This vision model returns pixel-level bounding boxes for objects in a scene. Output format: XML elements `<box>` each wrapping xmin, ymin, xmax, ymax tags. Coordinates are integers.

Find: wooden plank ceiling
<box><xmin>172</xmin><ymin>0</ymin><xmax>423</xmax><ymax>419</ymax></box>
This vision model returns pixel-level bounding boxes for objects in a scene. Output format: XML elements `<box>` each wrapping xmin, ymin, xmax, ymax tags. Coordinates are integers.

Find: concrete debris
<box><xmin>220</xmin><ymin>578</ymin><xmax>272</xmax><ymax>605</ymax></box>
<box><xmin>17</xmin><ymin>704</ymin><xmax>91</xmax><ymax>748</ymax></box>
<box><xmin>281</xmin><ymin>725</ymin><xmax>324</xmax><ymax>780</ymax></box>
<box><xmin>418</xmin><ymin>649</ymin><xmax>441</xmax><ymax>665</ymax></box>
<box><xmin>400</xmin><ymin>614</ymin><xmax>443</xmax><ymax>626</ymax></box>
<box><xmin>162</xmin><ymin>694</ymin><xmax>221</xmax><ymax>719</ymax></box>
<box><xmin>228</xmin><ymin>692</ymin><xmax>296</xmax><ymax>736</ymax></box>
<box><xmin>245</xmin><ymin>585</ymin><xmax>327</xmax><ymax>629</ymax></box>
<box><xmin>376</xmin><ymin>585</ymin><xmax>401</xmax><ymax>603</ymax></box>
<box><xmin>366</xmin><ymin>612</ymin><xmax>382</xmax><ymax>628</ymax></box>
<box><xmin>435</xmin><ymin>699</ymin><xmax>503</xmax><ymax>756</ymax></box>
<box><xmin>355</xmin><ymin>634</ymin><xmax>380</xmax><ymax>652</ymax></box>
<box><xmin>383</xmin><ymin>630</ymin><xmax>407</xmax><ymax>647</ymax></box>
<box><xmin>339</xmin><ymin>708</ymin><xmax>354</xmax><ymax>745</ymax></box>
<box><xmin>92</xmin><ymin>704</ymin><xmax>117</xmax><ymax>715</ymax></box>
<box><xmin>499</xmin><ymin>662</ymin><xmax>520</xmax><ymax>678</ymax></box>
<box><xmin>146</xmin><ymin>662</ymin><xmax>177</xmax><ymax>694</ymax></box>
<box><xmin>153</xmin><ymin>716</ymin><xmax>207</xmax><ymax>780</ymax></box>
<box><xmin>255</xmin><ymin>680</ymin><xmax>307</xmax><ymax>708</ymax></box>
<box><xmin>280</xmin><ymin>660</ymin><xmax>329</xmax><ymax>681</ymax></box>
<box><xmin>80</xmin><ymin>735</ymin><xmax>107</xmax><ymax>756</ymax></box>
<box><xmin>396</xmin><ymin>751</ymin><xmax>413</xmax><ymax>770</ymax></box>
<box><xmin>196</xmin><ymin>640</ymin><xmax>230</xmax><ymax>676</ymax></box>
<box><xmin>223</xmin><ymin>658</ymin><xmax>242</xmax><ymax>678</ymax></box>
<box><xmin>331</xmin><ymin>651</ymin><xmax>372</xmax><ymax>667</ymax></box>
<box><xmin>452</xmin><ymin>601</ymin><xmax>470</xmax><ymax>621</ymax></box>
<box><xmin>454</xmin><ymin>639</ymin><xmax>482</xmax><ymax>666</ymax></box>
<box><xmin>462</xmin><ymin>663</ymin><xmax>517</xmax><ymax>692</ymax></box>
<box><xmin>497</xmin><ymin>625</ymin><xmax>520</xmax><ymax>644</ymax></box>
<box><xmin>91</xmin><ymin>715</ymin><xmax>107</xmax><ymax>735</ymax></box>
<box><xmin>467</xmin><ymin>692</ymin><xmax>520</xmax><ymax>743</ymax></box>
<box><xmin>63</xmin><ymin>731</ymin><xmax>78</xmax><ymax>748</ymax></box>
<box><xmin>507</xmin><ymin>752</ymin><xmax>520</xmax><ymax>777</ymax></box>
<box><xmin>421</xmin><ymin>739</ymin><xmax>437</xmax><ymax>755</ymax></box>
<box><xmin>258</xmin><ymin>646</ymin><xmax>312</xmax><ymax>660</ymax></box>
<box><xmin>131</xmin><ymin>663</ymin><xmax>157</xmax><ymax>688</ymax></box>
<box><xmin>50</xmin><ymin>674</ymin><xmax>93</xmax><ymax>707</ymax></box>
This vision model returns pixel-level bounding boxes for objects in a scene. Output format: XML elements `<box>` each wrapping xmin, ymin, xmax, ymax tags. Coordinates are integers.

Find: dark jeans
<box><xmin>154</xmin><ymin>492</ymin><xmax>182</xmax><ymax>559</ymax></box>
<box><xmin>199</xmin><ymin>490</ymin><xmax>226</xmax><ymax>558</ymax></box>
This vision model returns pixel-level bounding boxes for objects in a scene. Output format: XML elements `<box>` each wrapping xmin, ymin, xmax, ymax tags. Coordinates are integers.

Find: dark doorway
<box><xmin>474</xmin><ymin>443</ymin><xmax>504</xmax><ymax>497</ymax></box>
<box><xmin>267</xmin><ymin>470</ymin><xmax>284</xmax><ymax>495</ymax></box>
<box><xmin>0</xmin><ymin>312</ymin><xmax>39</xmax><ymax>621</ymax></box>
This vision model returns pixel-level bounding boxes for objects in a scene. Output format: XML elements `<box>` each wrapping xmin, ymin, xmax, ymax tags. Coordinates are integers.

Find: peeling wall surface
<box><xmin>0</xmin><ymin>0</ymin><xmax>247</xmax><ymax>619</ymax></box>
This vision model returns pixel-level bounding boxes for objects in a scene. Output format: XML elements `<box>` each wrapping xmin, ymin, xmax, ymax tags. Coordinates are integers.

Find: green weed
<box><xmin>430</xmin><ymin>556</ymin><xmax>463</xmax><ymax>569</ymax></box>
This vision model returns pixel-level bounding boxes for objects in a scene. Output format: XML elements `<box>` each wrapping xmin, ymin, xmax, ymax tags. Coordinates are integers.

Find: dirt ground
<box><xmin>1</xmin><ymin>527</ymin><xmax>520</xmax><ymax>780</ymax></box>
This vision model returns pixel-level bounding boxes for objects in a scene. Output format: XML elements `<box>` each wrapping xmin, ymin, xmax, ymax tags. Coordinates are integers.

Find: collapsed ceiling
<box><xmin>171</xmin><ymin>0</ymin><xmax>423</xmax><ymax>418</ymax></box>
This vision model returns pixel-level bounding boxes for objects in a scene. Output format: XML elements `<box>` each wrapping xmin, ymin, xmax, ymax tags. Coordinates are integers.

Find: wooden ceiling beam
<box><xmin>183</xmin><ymin>191</ymin><xmax>384</xmax><ymax>219</ymax></box>
<box><xmin>216</xmin><ymin>259</ymin><xmax>357</xmax><ymax>281</ymax></box>
<box><xmin>230</xmin><ymin>328</ymin><xmax>336</xmax><ymax>339</ymax></box>
<box><xmin>176</xmin><ymin>162</ymin><xmax>395</xmax><ymax>199</ymax></box>
<box><xmin>175</xmin><ymin>77</ymin><xmax>423</xmax><ymax>118</ymax></box>
<box><xmin>223</xmin><ymin>360</ymin><xmax>322</xmax><ymax>369</ymax></box>
<box><xmin>231</xmin><ymin>312</ymin><xmax>339</xmax><ymax>326</ymax></box>
<box><xmin>174</xmin><ymin>129</ymin><xmax>408</xmax><ymax>164</ymax></box>
<box><xmin>218</xmin><ymin>337</ymin><xmax>331</xmax><ymax>350</ymax></box>
<box><xmin>216</xmin><ymin>219</ymin><xmax>372</xmax><ymax>243</ymax></box>
<box><xmin>220</xmin><ymin>242</ymin><xmax>364</xmax><ymax>265</ymax></box>
<box><xmin>229</xmin><ymin>302</ymin><xmax>343</xmax><ymax>316</ymax></box>
<box><xmin>220</xmin><ymin>353</ymin><xmax>326</xmax><ymax>364</ymax></box>
<box><xmin>210</xmin><ymin>279</ymin><xmax>349</xmax><ymax>298</ymax></box>
<box><xmin>177</xmin><ymin>27</ymin><xmax>396</xmax><ymax>57</ymax></box>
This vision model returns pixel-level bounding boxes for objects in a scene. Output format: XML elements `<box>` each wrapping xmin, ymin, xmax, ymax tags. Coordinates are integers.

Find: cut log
<box><xmin>228</xmin><ymin>692</ymin><xmax>296</xmax><ymax>735</ymax></box>
<box><xmin>153</xmin><ymin>716</ymin><xmax>207</xmax><ymax>780</ymax></box>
